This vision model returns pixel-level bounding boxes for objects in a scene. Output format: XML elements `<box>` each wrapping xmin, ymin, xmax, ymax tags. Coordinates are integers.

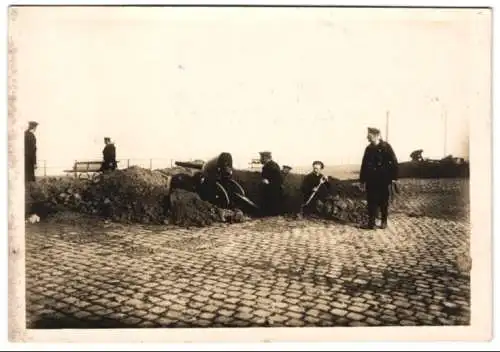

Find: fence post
<box><xmin>127</xmin><ymin>159</ymin><xmax>130</xmax><ymax>168</ymax></box>
<box><xmin>43</xmin><ymin>160</ymin><xmax>47</xmax><ymax>177</ymax></box>
<box><xmin>149</xmin><ymin>159</ymin><xmax>153</xmax><ymax>170</ymax></box>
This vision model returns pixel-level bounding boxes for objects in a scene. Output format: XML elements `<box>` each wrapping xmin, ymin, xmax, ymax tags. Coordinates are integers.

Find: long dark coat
<box><xmin>101</xmin><ymin>143</ymin><xmax>117</xmax><ymax>171</ymax></box>
<box><xmin>359</xmin><ymin>140</ymin><xmax>398</xmax><ymax>186</ymax></box>
<box><xmin>260</xmin><ymin>160</ymin><xmax>284</xmax><ymax>216</ymax></box>
<box><xmin>24</xmin><ymin>130</ymin><xmax>37</xmax><ymax>182</ymax></box>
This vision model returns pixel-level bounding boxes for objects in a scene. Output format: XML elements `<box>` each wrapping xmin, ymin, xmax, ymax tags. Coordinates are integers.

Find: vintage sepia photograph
<box><xmin>8</xmin><ymin>4</ymin><xmax>492</xmax><ymax>343</ymax></box>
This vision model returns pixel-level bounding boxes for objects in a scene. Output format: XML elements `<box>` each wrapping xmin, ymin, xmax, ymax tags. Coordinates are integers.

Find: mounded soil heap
<box><xmin>25</xmin><ymin>166</ymin><xmax>250</xmax><ymax>227</ymax></box>
<box><xmin>89</xmin><ymin>166</ymin><xmax>171</xmax><ymax>224</ymax></box>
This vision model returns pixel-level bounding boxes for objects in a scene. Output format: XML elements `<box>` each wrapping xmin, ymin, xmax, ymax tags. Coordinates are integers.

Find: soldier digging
<box><xmin>259</xmin><ymin>151</ymin><xmax>284</xmax><ymax>217</ymax></box>
<box><xmin>359</xmin><ymin>127</ymin><xmax>399</xmax><ymax>229</ymax></box>
<box><xmin>99</xmin><ymin>137</ymin><xmax>117</xmax><ymax>172</ymax></box>
<box><xmin>300</xmin><ymin>161</ymin><xmax>331</xmax><ymax>216</ymax></box>
<box><xmin>24</xmin><ymin>121</ymin><xmax>38</xmax><ymax>183</ymax></box>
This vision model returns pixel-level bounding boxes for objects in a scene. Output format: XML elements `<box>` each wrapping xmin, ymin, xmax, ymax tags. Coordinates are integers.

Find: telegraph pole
<box><xmin>443</xmin><ymin>109</ymin><xmax>447</xmax><ymax>157</ymax></box>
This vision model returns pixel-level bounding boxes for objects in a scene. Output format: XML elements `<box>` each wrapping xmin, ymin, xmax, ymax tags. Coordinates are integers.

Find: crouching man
<box><xmin>300</xmin><ymin>161</ymin><xmax>331</xmax><ymax>217</ymax></box>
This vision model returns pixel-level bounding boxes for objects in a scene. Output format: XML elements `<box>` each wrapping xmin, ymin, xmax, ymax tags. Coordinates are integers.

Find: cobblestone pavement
<box><xmin>25</xmin><ymin>179</ymin><xmax>470</xmax><ymax>329</ymax></box>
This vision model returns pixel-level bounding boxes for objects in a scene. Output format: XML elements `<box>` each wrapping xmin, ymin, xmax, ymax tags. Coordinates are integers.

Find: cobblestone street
<box><xmin>25</xmin><ymin>186</ymin><xmax>471</xmax><ymax>329</ymax></box>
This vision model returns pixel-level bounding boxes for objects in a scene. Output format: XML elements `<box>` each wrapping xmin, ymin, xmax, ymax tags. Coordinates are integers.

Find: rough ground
<box><xmin>25</xmin><ymin>178</ymin><xmax>470</xmax><ymax>329</ymax></box>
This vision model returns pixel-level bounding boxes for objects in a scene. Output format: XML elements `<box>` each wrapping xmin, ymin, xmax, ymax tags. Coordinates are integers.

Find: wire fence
<box><xmin>34</xmin><ymin>158</ymin><xmax>177</xmax><ymax>177</ymax></box>
<box><xmin>34</xmin><ymin>157</ymin><xmax>264</xmax><ymax>177</ymax></box>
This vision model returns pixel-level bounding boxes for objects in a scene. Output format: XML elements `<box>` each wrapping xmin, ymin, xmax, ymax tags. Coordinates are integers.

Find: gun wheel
<box><xmin>214</xmin><ymin>181</ymin><xmax>231</xmax><ymax>209</ymax></box>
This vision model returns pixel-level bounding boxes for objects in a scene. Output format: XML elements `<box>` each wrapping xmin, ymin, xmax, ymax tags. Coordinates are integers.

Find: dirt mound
<box><xmin>87</xmin><ymin>166</ymin><xmax>171</xmax><ymax>224</ymax></box>
<box><xmin>25</xmin><ymin>167</ymin><xmax>172</xmax><ymax>224</ymax></box>
<box><xmin>25</xmin><ymin>177</ymin><xmax>89</xmax><ymax>218</ymax></box>
<box><xmin>168</xmin><ymin>189</ymin><xmax>219</xmax><ymax>227</ymax></box>
<box><xmin>26</xmin><ymin>166</ymin><xmax>251</xmax><ymax>227</ymax></box>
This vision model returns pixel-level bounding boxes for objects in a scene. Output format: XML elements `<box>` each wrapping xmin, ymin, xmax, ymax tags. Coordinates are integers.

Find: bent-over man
<box><xmin>359</xmin><ymin>127</ymin><xmax>398</xmax><ymax>229</ymax></box>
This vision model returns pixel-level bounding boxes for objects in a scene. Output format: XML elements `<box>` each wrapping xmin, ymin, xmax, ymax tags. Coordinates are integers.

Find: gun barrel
<box><xmin>175</xmin><ymin>161</ymin><xmax>204</xmax><ymax>170</ymax></box>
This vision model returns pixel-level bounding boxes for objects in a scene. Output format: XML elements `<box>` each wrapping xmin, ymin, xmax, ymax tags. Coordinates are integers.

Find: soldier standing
<box><xmin>281</xmin><ymin>165</ymin><xmax>293</xmax><ymax>177</ymax></box>
<box><xmin>280</xmin><ymin>165</ymin><xmax>293</xmax><ymax>214</ymax></box>
<box><xmin>359</xmin><ymin>127</ymin><xmax>399</xmax><ymax>229</ymax></box>
<box><xmin>259</xmin><ymin>151</ymin><xmax>283</xmax><ymax>216</ymax></box>
<box><xmin>100</xmin><ymin>137</ymin><xmax>117</xmax><ymax>172</ymax></box>
<box><xmin>24</xmin><ymin>121</ymin><xmax>38</xmax><ymax>183</ymax></box>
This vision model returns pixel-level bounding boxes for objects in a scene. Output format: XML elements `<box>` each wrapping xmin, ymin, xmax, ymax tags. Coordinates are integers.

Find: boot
<box><xmin>362</xmin><ymin>218</ymin><xmax>376</xmax><ymax>230</ymax></box>
<box><xmin>380</xmin><ymin>211</ymin><xmax>388</xmax><ymax>229</ymax></box>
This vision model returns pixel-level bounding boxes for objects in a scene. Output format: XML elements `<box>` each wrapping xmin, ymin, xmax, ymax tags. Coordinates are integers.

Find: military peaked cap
<box><xmin>367</xmin><ymin>127</ymin><xmax>381</xmax><ymax>135</ymax></box>
<box><xmin>259</xmin><ymin>151</ymin><xmax>272</xmax><ymax>158</ymax></box>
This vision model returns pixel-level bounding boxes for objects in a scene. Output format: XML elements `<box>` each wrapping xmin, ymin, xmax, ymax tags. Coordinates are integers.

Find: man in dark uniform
<box><xmin>24</xmin><ymin>121</ymin><xmax>38</xmax><ymax>183</ymax></box>
<box><xmin>216</xmin><ymin>152</ymin><xmax>233</xmax><ymax>181</ymax></box>
<box><xmin>300</xmin><ymin>160</ymin><xmax>331</xmax><ymax>216</ymax></box>
<box><xmin>359</xmin><ymin>127</ymin><xmax>399</xmax><ymax>229</ymax></box>
<box><xmin>100</xmin><ymin>137</ymin><xmax>117</xmax><ymax>172</ymax></box>
<box><xmin>281</xmin><ymin>165</ymin><xmax>293</xmax><ymax>177</ymax></box>
<box><xmin>280</xmin><ymin>165</ymin><xmax>293</xmax><ymax>214</ymax></box>
<box><xmin>259</xmin><ymin>151</ymin><xmax>283</xmax><ymax>216</ymax></box>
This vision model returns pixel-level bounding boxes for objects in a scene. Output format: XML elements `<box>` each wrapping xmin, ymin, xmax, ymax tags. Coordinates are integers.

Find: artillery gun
<box><xmin>175</xmin><ymin>153</ymin><xmax>259</xmax><ymax>211</ymax></box>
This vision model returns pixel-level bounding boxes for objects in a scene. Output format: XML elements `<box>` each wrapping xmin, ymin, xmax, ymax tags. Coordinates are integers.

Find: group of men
<box><xmin>24</xmin><ymin>121</ymin><xmax>118</xmax><ymax>183</ymax></box>
<box><xmin>25</xmin><ymin>121</ymin><xmax>398</xmax><ymax>229</ymax></box>
<box><xmin>258</xmin><ymin>126</ymin><xmax>399</xmax><ymax>230</ymax></box>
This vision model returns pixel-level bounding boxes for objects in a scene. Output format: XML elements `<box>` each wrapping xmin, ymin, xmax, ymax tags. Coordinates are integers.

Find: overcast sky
<box><xmin>11</xmin><ymin>7</ymin><xmax>490</xmax><ymax>171</ymax></box>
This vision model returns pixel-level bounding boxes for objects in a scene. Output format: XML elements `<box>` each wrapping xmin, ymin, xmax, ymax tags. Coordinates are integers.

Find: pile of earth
<box><xmin>25</xmin><ymin>166</ymin><xmax>250</xmax><ymax>227</ymax></box>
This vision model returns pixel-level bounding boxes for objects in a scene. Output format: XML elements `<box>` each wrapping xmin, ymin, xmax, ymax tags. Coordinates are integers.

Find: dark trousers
<box><xmin>366</xmin><ymin>182</ymin><xmax>390</xmax><ymax>225</ymax></box>
<box><xmin>25</xmin><ymin>159</ymin><xmax>36</xmax><ymax>183</ymax></box>
<box><xmin>100</xmin><ymin>161</ymin><xmax>117</xmax><ymax>172</ymax></box>
<box><xmin>261</xmin><ymin>186</ymin><xmax>283</xmax><ymax>217</ymax></box>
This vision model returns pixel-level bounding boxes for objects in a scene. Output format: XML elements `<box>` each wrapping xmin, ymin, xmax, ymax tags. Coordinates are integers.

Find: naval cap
<box><xmin>367</xmin><ymin>127</ymin><xmax>381</xmax><ymax>135</ymax></box>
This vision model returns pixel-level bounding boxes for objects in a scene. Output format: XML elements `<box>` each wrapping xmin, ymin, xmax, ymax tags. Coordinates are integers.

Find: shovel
<box><xmin>301</xmin><ymin>176</ymin><xmax>328</xmax><ymax>209</ymax></box>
